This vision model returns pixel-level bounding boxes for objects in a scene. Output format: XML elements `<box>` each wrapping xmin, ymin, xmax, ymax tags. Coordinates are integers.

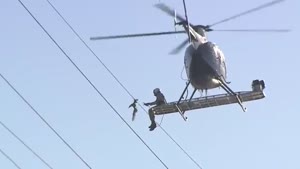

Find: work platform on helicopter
<box><xmin>151</xmin><ymin>80</ymin><xmax>265</xmax><ymax>119</ymax></box>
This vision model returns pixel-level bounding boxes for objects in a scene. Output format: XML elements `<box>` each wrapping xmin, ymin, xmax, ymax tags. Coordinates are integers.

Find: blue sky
<box><xmin>0</xmin><ymin>0</ymin><xmax>299</xmax><ymax>168</ymax></box>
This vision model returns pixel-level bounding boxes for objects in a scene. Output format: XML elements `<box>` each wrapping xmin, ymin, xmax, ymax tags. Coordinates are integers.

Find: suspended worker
<box><xmin>144</xmin><ymin>88</ymin><xmax>166</xmax><ymax>131</ymax></box>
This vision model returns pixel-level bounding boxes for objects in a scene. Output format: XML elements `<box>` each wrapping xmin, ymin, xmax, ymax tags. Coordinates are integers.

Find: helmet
<box><xmin>153</xmin><ymin>88</ymin><xmax>160</xmax><ymax>95</ymax></box>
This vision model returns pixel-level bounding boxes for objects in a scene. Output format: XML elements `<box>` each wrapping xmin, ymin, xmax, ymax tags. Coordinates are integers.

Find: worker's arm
<box><xmin>144</xmin><ymin>101</ymin><xmax>156</xmax><ymax>106</ymax></box>
<box><xmin>144</xmin><ymin>93</ymin><xmax>166</xmax><ymax>106</ymax></box>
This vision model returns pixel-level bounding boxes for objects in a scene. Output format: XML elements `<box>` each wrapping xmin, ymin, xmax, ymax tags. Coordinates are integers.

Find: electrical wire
<box><xmin>45</xmin><ymin>0</ymin><xmax>136</xmax><ymax>100</ymax></box>
<box><xmin>159</xmin><ymin>115</ymin><xmax>165</xmax><ymax>126</ymax></box>
<box><xmin>139</xmin><ymin>106</ymin><xmax>203</xmax><ymax>169</ymax></box>
<box><xmin>0</xmin><ymin>73</ymin><xmax>91</xmax><ymax>169</ymax></box>
<box><xmin>0</xmin><ymin>148</ymin><xmax>22</xmax><ymax>169</ymax></box>
<box><xmin>43</xmin><ymin>0</ymin><xmax>203</xmax><ymax>168</ymax></box>
<box><xmin>0</xmin><ymin>121</ymin><xmax>53</xmax><ymax>169</ymax></box>
<box><xmin>15</xmin><ymin>1</ymin><xmax>169</xmax><ymax>168</ymax></box>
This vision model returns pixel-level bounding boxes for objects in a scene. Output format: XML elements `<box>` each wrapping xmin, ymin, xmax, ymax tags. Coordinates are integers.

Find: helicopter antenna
<box><xmin>182</xmin><ymin>0</ymin><xmax>192</xmax><ymax>42</ymax></box>
<box><xmin>174</xmin><ymin>10</ymin><xmax>177</xmax><ymax>28</ymax></box>
<box><xmin>174</xmin><ymin>10</ymin><xmax>178</xmax><ymax>39</ymax></box>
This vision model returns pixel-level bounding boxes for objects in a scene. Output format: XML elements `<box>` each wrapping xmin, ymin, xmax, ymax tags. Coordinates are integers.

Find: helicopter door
<box><xmin>213</xmin><ymin>44</ymin><xmax>227</xmax><ymax>80</ymax></box>
<box><xmin>184</xmin><ymin>45</ymin><xmax>194</xmax><ymax>79</ymax></box>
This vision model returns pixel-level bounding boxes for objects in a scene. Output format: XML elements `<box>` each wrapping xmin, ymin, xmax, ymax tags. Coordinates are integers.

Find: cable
<box><xmin>0</xmin><ymin>148</ymin><xmax>22</xmax><ymax>169</ymax></box>
<box><xmin>0</xmin><ymin>73</ymin><xmax>91</xmax><ymax>169</ymax></box>
<box><xmin>159</xmin><ymin>126</ymin><xmax>202</xmax><ymax>169</ymax></box>
<box><xmin>45</xmin><ymin>0</ymin><xmax>136</xmax><ymax>100</ymax></box>
<box><xmin>43</xmin><ymin>1</ymin><xmax>203</xmax><ymax>168</ymax></box>
<box><xmin>159</xmin><ymin>115</ymin><xmax>165</xmax><ymax>126</ymax></box>
<box><xmin>181</xmin><ymin>65</ymin><xmax>188</xmax><ymax>81</ymax></box>
<box><xmin>139</xmin><ymin>106</ymin><xmax>203</xmax><ymax>169</ymax></box>
<box><xmin>15</xmin><ymin>1</ymin><xmax>169</xmax><ymax>168</ymax></box>
<box><xmin>0</xmin><ymin>121</ymin><xmax>53</xmax><ymax>169</ymax></box>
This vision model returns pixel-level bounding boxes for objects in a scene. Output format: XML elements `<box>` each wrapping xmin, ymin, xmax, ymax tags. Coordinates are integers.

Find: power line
<box><xmin>45</xmin><ymin>0</ymin><xmax>136</xmax><ymax>100</ymax></box>
<box><xmin>43</xmin><ymin>0</ymin><xmax>203</xmax><ymax>169</ymax></box>
<box><xmin>15</xmin><ymin>1</ymin><xmax>169</xmax><ymax>168</ymax></box>
<box><xmin>158</xmin><ymin>125</ymin><xmax>203</xmax><ymax>169</ymax></box>
<box><xmin>0</xmin><ymin>73</ymin><xmax>91</xmax><ymax>169</ymax></box>
<box><xmin>0</xmin><ymin>148</ymin><xmax>22</xmax><ymax>169</ymax></box>
<box><xmin>140</xmin><ymin>105</ymin><xmax>203</xmax><ymax>169</ymax></box>
<box><xmin>0</xmin><ymin>121</ymin><xmax>53</xmax><ymax>169</ymax></box>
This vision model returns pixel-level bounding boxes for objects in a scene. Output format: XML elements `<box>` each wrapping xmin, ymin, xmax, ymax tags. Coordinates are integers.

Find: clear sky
<box><xmin>0</xmin><ymin>0</ymin><xmax>299</xmax><ymax>169</ymax></box>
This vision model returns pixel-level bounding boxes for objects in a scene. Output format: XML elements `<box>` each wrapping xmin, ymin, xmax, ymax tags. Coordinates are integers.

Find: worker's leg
<box><xmin>148</xmin><ymin>109</ymin><xmax>156</xmax><ymax>131</ymax></box>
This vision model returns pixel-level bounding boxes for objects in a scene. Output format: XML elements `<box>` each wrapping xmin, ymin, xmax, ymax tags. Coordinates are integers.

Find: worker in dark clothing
<box><xmin>144</xmin><ymin>88</ymin><xmax>166</xmax><ymax>131</ymax></box>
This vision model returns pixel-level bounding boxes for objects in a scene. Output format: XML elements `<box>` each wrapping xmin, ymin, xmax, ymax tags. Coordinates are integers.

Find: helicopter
<box><xmin>90</xmin><ymin>0</ymin><xmax>289</xmax><ymax>119</ymax></box>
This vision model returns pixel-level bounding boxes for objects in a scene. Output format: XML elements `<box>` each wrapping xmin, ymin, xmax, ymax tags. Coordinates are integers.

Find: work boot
<box><xmin>149</xmin><ymin>122</ymin><xmax>157</xmax><ymax>131</ymax></box>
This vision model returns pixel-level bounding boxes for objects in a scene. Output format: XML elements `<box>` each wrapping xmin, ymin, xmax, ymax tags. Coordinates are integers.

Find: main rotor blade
<box><xmin>209</xmin><ymin>0</ymin><xmax>285</xmax><ymax>27</ymax></box>
<box><xmin>90</xmin><ymin>31</ymin><xmax>185</xmax><ymax>40</ymax></box>
<box><xmin>169</xmin><ymin>38</ymin><xmax>189</xmax><ymax>55</ymax></box>
<box><xmin>154</xmin><ymin>3</ymin><xmax>186</xmax><ymax>22</ymax></box>
<box><xmin>212</xmin><ymin>29</ymin><xmax>290</xmax><ymax>32</ymax></box>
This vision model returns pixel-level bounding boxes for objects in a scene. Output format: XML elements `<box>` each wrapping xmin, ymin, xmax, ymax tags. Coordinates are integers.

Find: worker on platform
<box><xmin>144</xmin><ymin>88</ymin><xmax>166</xmax><ymax>131</ymax></box>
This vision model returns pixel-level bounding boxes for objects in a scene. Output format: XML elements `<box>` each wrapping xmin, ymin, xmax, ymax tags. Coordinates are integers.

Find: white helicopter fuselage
<box><xmin>184</xmin><ymin>40</ymin><xmax>227</xmax><ymax>90</ymax></box>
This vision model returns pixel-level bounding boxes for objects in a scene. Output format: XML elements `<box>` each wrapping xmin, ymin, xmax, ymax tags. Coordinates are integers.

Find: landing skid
<box><xmin>151</xmin><ymin>80</ymin><xmax>265</xmax><ymax>116</ymax></box>
<box><xmin>218</xmin><ymin>79</ymin><xmax>247</xmax><ymax>112</ymax></box>
<box><xmin>175</xmin><ymin>81</ymin><xmax>191</xmax><ymax>121</ymax></box>
<box><xmin>175</xmin><ymin>104</ymin><xmax>188</xmax><ymax>121</ymax></box>
<box><xmin>170</xmin><ymin>75</ymin><xmax>247</xmax><ymax>121</ymax></box>
<box><xmin>175</xmin><ymin>81</ymin><xmax>202</xmax><ymax>121</ymax></box>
